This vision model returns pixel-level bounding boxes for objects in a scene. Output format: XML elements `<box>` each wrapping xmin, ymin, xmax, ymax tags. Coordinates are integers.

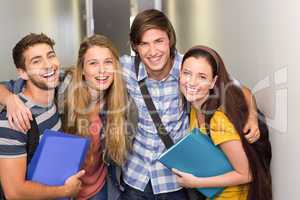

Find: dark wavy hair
<box><xmin>12</xmin><ymin>33</ymin><xmax>55</xmax><ymax>69</ymax></box>
<box><xmin>182</xmin><ymin>45</ymin><xmax>272</xmax><ymax>200</ymax></box>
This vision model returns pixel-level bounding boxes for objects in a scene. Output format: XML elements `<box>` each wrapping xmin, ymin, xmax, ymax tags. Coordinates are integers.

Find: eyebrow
<box><xmin>30</xmin><ymin>55</ymin><xmax>42</xmax><ymax>63</ymax></box>
<box><xmin>86</xmin><ymin>57</ymin><xmax>113</xmax><ymax>62</ymax></box>
<box><xmin>29</xmin><ymin>50</ymin><xmax>55</xmax><ymax>63</ymax></box>
<box><xmin>155</xmin><ymin>37</ymin><xmax>165</xmax><ymax>41</ymax></box>
<box><xmin>140</xmin><ymin>36</ymin><xmax>166</xmax><ymax>44</ymax></box>
<box><xmin>86</xmin><ymin>58</ymin><xmax>98</xmax><ymax>62</ymax></box>
<box><xmin>47</xmin><ymin>50</ymin><xmax>55</xmax><ymax>56</ymax></box>
<box><xmin>183</xmin><ymin>68</ymin><xmax>208</xmax><ymax>76</ymax></box>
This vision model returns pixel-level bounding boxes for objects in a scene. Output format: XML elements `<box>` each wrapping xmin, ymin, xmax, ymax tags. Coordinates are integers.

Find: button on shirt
<box><xmin>120</xmin><ymin>53</ymin><xmax>189</xmax><ymax>194</ymax></box>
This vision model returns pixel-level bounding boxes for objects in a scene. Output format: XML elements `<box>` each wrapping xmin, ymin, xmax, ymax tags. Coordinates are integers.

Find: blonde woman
<box><xmin>61</xmin><ymin>34</ymin><xmax>129</xmax><ymax>200</ymax></box>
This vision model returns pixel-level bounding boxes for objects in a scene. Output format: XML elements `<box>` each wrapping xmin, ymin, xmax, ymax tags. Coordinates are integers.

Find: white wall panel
<box><xmin>164</xmin><ymin>0</ymin><xmax>299</xmax><ymax>199</ymax></box>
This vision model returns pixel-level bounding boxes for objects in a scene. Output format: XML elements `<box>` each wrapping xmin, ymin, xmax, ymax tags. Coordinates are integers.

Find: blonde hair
<box><xmin>62</xmin><ymin>34</ymin><xmax>128</xmax><ymax>166</ymax></box>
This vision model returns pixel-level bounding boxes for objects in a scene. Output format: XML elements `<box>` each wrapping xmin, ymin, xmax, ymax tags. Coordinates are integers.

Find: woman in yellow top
<box><xmin>173</xmin><ymin>46</ymin><xmax>272</xmax><ymax>200</ymax></box>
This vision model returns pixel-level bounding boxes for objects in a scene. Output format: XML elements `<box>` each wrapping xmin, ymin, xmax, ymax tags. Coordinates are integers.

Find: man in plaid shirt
<box><xmin>120</xmin><ymin>9</ymin><xmax>190</xmax><ymax>200</ymax></box>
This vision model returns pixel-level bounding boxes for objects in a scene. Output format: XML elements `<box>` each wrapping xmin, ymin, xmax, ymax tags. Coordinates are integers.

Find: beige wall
<box><xmin>164</xmin><ymin>0</ymin><xmax>299</xmax><ymax>199</ymax></box>
<box><xmin>0</xmin><ymin>0</ymin><xmax>85</xmax><ymax>81</ymax></box>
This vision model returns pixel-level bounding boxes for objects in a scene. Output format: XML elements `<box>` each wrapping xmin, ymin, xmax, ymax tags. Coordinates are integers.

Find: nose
<box><xmin>43</xmin><ymin>58</ymin><xmax>55</xmax><ymax>72</ymax></box>
<box><xmin>148</xmin><ymin>43</ymin><xmax>157</xmax><ymax>56</ymax></box>
<box><xmin>98</xmin><ymin>63</ymin><xmax>106</xmax><ymax>73</ymax></box>
<box><xmin>189</xmin><ymin>75</ymin><xmax>198</xmax><ymax>86</ymax></box>
<box><xmin>98</xmin><ymin>65</ymin><xmax>103</xmax><ymax>73</ymax></box>
<box><xmin>44</xmin><ymin>58</ymin><xmax>52</xmax><ymax>68</ymax></box>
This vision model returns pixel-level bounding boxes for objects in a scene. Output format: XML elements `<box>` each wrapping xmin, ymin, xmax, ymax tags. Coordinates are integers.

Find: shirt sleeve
<box><xmin>210</xmin><ymin>111</ymin><xmax>241</xmax><ymax>145</ymax></box>
<box><xmin>120</xmin><ymin>55</ymin><xmax>138</xmax><ymax>90</ymax></box>
<box><xmin>1</xmin><ymin>78</ymin><xmax>25</xmax><ymax>93</ymax></box>
<box><xmin>0</xmin><ymin>125</ymin><xmax>27</xmax><ymax>158</ymax></box>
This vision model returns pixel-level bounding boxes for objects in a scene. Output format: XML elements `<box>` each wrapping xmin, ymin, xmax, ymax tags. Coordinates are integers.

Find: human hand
<box><xmin>243</xmin><ymin>114</ymin><xmax>260</xmax><ymax>143</ymax></box>
<box><xmin>6</xmin><ymin>94</ymin><xmax>32</xmax><ymax>132</ymax></box>
<box><xmin>63</xmin><ymin>170</ymin><xmax>85</xmax><ymax>197</ymax></box>
<box><xmin>172</xmin><ymin>168</ymin><xmax>199</xmax><ymax>188</ymax></box>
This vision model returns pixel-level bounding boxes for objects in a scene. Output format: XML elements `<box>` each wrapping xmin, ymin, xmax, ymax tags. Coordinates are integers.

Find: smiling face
<box><xmin>83</xmin><ymin>46</ymin><xmax>114</xmax><ymax>92</ymax></box>
<box><xmin>180</xmin><ymin>56</ymin><xmax>217</xmax><ymax>105</ymax></box>
<box><xmin>136</xmin><ymin>28</ymin><xmax>172</xmax><ymax>80</ymax></box>
<box><xmin>19</xmin><ymin>43</ymin><xmax>60</xmax><ymax>90</ymax></box>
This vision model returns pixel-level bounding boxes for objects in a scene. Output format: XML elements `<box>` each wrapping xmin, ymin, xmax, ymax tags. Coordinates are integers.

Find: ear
<box><xmin>210</xmin><ymin>75</ymin><xmax>218</xmax><ymax>89</ymax></box>
<box><xmin>17</xmin><ymin>68</ymin><xmax>29</xmax><ymax>80</ymax></box>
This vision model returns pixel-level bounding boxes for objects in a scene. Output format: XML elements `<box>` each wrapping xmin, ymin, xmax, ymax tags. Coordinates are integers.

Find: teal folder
<box><xmin>158</xmin><ymin>128</ymin><xmax>233</xmax><ymax>198</ymax></box>
<box><xmin>27</xmin><ymin>129</ymin><xmax>90</xmax><ymax>198</ymax></box>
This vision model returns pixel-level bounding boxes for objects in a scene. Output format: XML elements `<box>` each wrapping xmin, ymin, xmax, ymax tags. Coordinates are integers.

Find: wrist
<box><xmin>4</xmin><ymin>93</ymin><xmax>14</xmax><ymax>106</ymax></box>
<box><xmin>249</xmin><ymin>111</ymin><xmax>258</xmax><ymax>119</ymax></box>
<box><xmin>58</xmin><ymin>185</ymin><xmax>70</xmax><ymax>198</ymax></box>
<box><xmin>193</xmin><ymin>177</ymin><xmax>204</xmax><ymax>188</ymax></box>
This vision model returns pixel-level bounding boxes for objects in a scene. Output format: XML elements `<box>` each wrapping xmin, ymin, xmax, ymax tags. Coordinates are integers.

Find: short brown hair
<box><xmin>130</xmin><ymin>9</ymin><xmax>177</xmax><ymax>58</ymax></box>
<box><xmin>12</xmin><ymin>33</ymin><xmax>55</xmax><ymax>69</ymax></box>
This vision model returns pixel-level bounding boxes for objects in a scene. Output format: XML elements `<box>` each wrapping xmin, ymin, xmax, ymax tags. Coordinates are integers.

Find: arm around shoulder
<box><xmin>241</xmin><ymin>86</ymin><xmax>261</xmax><ymax>143</ymax></box>
<box><xmin>0</xmin><ymin>84</ymin><xmax>15</xmax><ymax>107</ymax></box>
<box><xmin>0</xmin><ymin>84</ymin><xmax>32</xmax><ymax>132</ymax></box>
<box><xmin>241</xmin><ymin>86</ymin><xmax>257</xmax><ymax>116</ymax></box>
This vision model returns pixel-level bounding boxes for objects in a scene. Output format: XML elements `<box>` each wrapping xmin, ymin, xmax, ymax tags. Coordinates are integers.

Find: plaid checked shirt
<box><xmin>120</xmin><ymin>52</ymin><xmax>189</xmax><ymax>194</ymax></box>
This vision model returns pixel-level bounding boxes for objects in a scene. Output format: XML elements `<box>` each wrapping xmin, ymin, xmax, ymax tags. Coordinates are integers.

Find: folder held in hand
<box><xmin>158</xmin><ymin>128</ymin><xmax>233</xmax><ymax>198</ymax></box>
<box><xmin>27</xmin><ymin>129</ymin><xmax>90</xmax><ymax>186</ymax></box>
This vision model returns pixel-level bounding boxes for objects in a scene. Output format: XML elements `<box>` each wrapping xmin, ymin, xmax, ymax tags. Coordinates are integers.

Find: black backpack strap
<box><xmin>134</xmin><ymin>57</ymin><xmax>174</xmax><ymax>149</ymax></box>
<box><xmin>26</xmin><ymin>116</ymin><xmax>40</xmax><ymax>165</ymax></box>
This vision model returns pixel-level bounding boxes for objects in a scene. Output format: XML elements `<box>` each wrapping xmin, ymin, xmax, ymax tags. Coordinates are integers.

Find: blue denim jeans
<box><xmin>120</xmin><ymin>181</ymin><xmax>188</xmax><ymax>200</ymax></box>
<box><xmin>89</xmin><ymin>182</ymin><xmax>108</xmax><ymax>200</ymax></box>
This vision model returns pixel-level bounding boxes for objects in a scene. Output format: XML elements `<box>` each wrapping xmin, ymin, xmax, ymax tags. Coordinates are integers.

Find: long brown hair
<box><xmin>182</xmin><ymin>45</ymin><xmax>272</xmax><ymax>200</ymax></box>
<box><xmin>61</xmin><ymin>34</ymin><xmax>128</xmax><ymax>166</ymax></box>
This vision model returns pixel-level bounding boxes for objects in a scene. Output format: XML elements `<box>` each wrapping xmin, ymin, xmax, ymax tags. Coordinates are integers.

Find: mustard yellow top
<box><xmin>190</xmin><ymin>107</ymin><xmax>248</xmax><ymax>200</ymax></box>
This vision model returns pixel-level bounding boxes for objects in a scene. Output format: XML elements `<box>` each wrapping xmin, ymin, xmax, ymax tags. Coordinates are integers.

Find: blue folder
<box><xmin>158</xmin><ymin>128</ymin><xmax>233</xmax><ymax>198</ymax></box>
<box><xmin>27</xmin><ymin>129</ymin><xmax>90</xmax><ymax>199</ymax></box>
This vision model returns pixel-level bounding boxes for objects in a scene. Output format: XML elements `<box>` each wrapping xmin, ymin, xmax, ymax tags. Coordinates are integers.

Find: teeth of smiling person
<box><xmin>42</xmin><ymin>70</ymin><xmax>55</xmax><ymax>78</ymax></box>
<box><xmin>95</xmin><ymin>76</ymin><xmax>108</xmax><ymax>81</ymax></box>
<box><xmin>186</xmin><ymin>87</ymin><xmax>198</xmax><ymax>93</ymax></box>
<box><xmin>148</xmin><ymin>56</ymin><xmax>161</xmax><ymax>63</ymax></box>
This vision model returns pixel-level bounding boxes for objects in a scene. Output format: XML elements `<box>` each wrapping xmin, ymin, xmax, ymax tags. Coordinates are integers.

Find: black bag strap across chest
<box><xmin>134</xmin><ymin>56</ymin><xmax>174</xmax><ymax>149</ymax></box>
<box><xmin>26</xmin><ymin>116</ymin><xmax>40</xmax><ymax>165</ymax></box>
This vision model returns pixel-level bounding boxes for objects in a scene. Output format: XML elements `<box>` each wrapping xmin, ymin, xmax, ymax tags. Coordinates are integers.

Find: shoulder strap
<box><xmin>134</xmin><ymin>57</ymin><xmax>174</xmax><ymax>149</ymax></box>
<box><xmin>26</xmin><ymin>116</ymin><xmax>40</xmax><ymax>165</ymax></box>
